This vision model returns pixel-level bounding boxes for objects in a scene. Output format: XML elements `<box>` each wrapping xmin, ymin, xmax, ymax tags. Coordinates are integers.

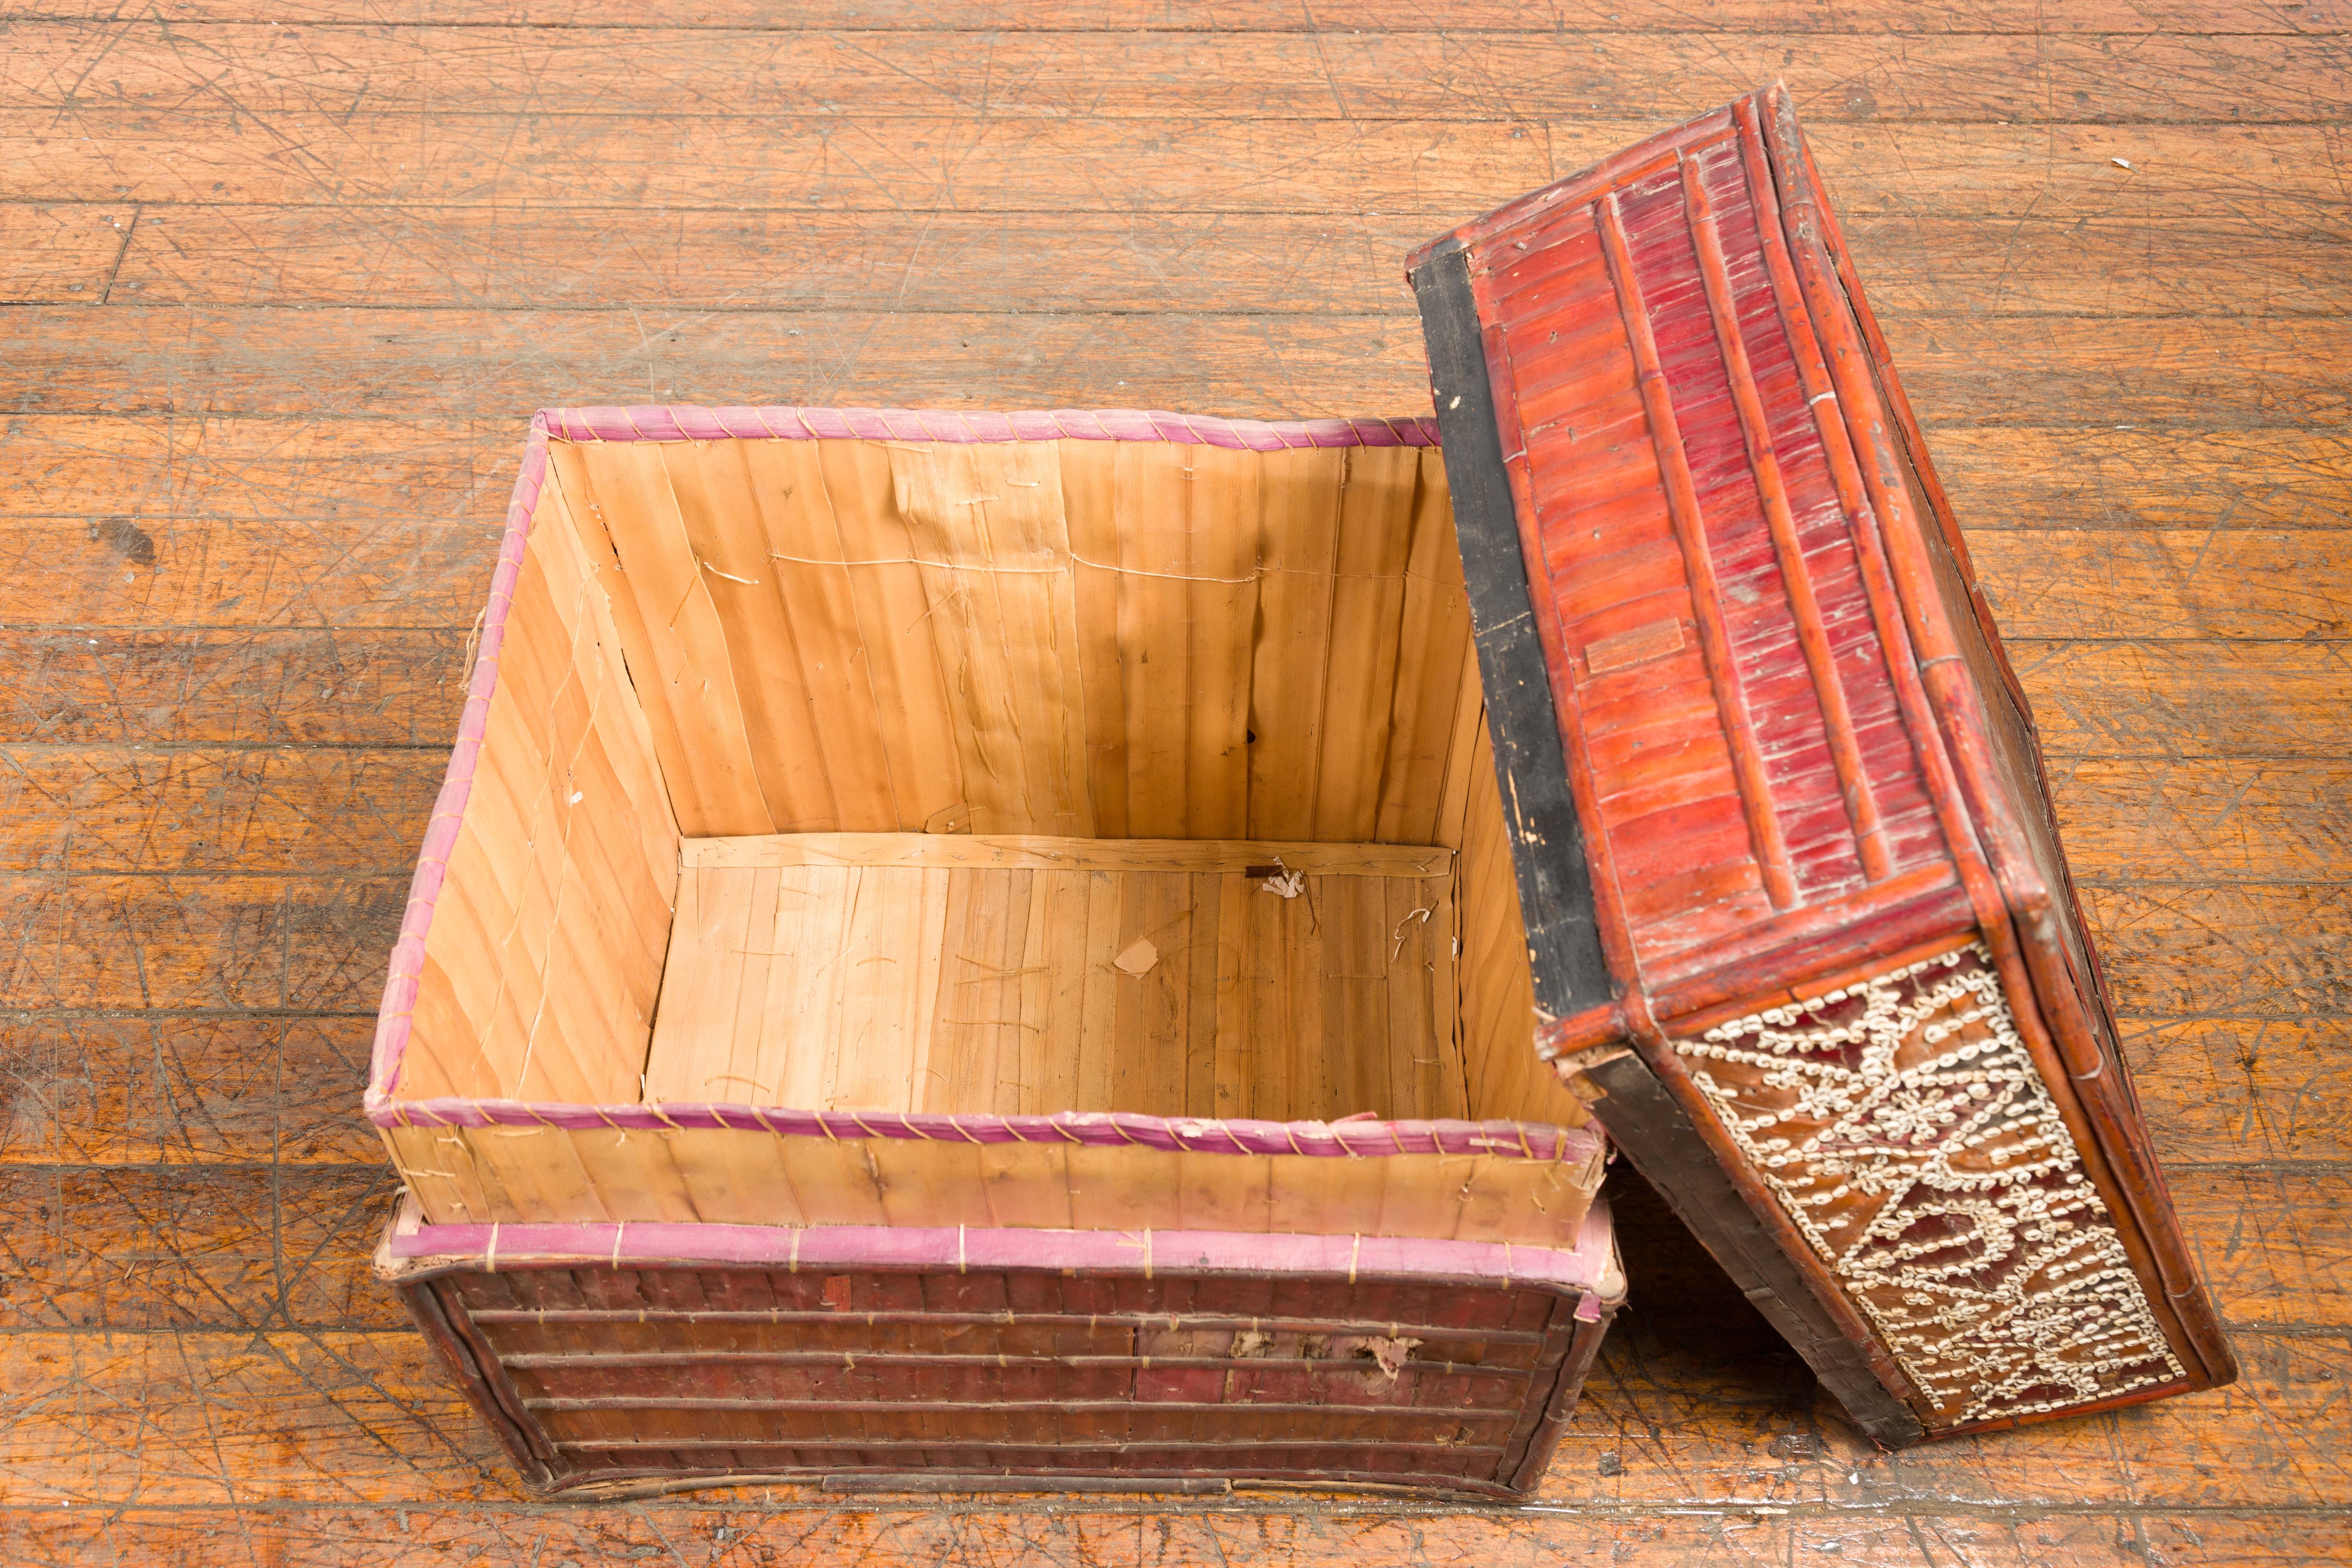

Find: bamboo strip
<box><xmin>1596</xmin><ymin>188</ymin><xmax>1801</xmax><ymax>911</ymax></box>
<box><xmin>1246</xmin><ymin>447</ymin><xmax>1346</xmax><ymax>841</ymax></box>
<box><xmin>1315</xmin><ymin>444</ymin><xmax>1418</xmax><ymax>841</ymax></box>
<box><xmin>1679</xmin><ymin>156</ymin><xmax>1892</xmax><ymax>884</ymax></box>
<box><xmin>891</xmin><ymin>441</ymin><xmax>1094</xmax><ymax>836</ymax></box>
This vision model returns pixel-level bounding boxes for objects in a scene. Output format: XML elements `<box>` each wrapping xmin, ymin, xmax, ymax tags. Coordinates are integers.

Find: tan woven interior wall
<box><xmin>543</xmin><ymin>438</ymin><xmax>1481</xmax><ymax>843</ymax></box>
<box><xmin>394</xmin><ymin>477</ymin><xmax>681</xmax><ymax>1104</ymax></box>
<box><xmin>396</xmin><ymin>435</ymin><xmax>1574</xmax><ymax>1130</ymax></box>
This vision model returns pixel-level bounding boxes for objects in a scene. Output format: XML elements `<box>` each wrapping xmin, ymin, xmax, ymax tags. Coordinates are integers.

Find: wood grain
<box><xmin>684</xmin><ymin>834</ymin><xmax>1454</xmax><ymax>875</ymax></box>
<box><xmin>0</xmin><ymin>1015</ymin><xmax>377</xmax><ymax>1166</ymax></box>
<box><xmin>0</xmin><ymin>203</ymin><xmax>128</xmax><ymax>304</ymax></box>
<box><xmin>91</xmin><ymin>204</ymin><xmax>2350</xmax><ymax>318</ymax></box>
<box><xmin>0</xmin><ymin>0</ymin><xmax>2343</xmax><ymax>1557</ymax></box>
<box><xmin>0</xmin><ymin>1505</ymin><xmax>2343</xmax><ymax>1568</ymax></box>
<box><xmin>1974</xmin><ymin>530</ymin><xmax>2352</xmax><ymax>639</ymax></box>
<box><xmin>0</xmin><ymin>747</ymin><xmax>443</xmax><ymax>872</ymax></box>
<box><xmin>10</xmin><ymin>119</ymin><xmax>2350</xmax><ymax>224</ymax></box>
<box><xmin>5</xmin><ymin>307</ymin><xmax>2340</xmax><ymax>428</ymax></box>
<box><xmin>4</xmin><ymin>27</ymin><xmax>2342</xmax><ymax>123</ymax></box>
<box><xmin>1940</xmin><ymin>427</ymin><xmax>2351</xmax><ymax>530</ymax></box>
<box><xmin>13</xmin><ymin>2</ymin><xmax>2350</xmax><ymax>30</ymax></box>
<box><xmin>2013</xmin><ymin>640</ymin><xmax>2352</xmax><ymax>758</ymax></box>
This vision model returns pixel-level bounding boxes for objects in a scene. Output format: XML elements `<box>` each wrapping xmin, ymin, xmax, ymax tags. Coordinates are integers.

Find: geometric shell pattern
<box><xmin>1673</xmin><ymin>943</ymin><xmax>2186</xmax><ymax>1428</ymax></box>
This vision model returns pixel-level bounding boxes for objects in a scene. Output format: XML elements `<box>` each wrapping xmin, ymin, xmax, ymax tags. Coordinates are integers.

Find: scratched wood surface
<box><xmin>0</xmin><ymin>1</ymin><xmax>2345</xmax><ymax>1562</ymax></box>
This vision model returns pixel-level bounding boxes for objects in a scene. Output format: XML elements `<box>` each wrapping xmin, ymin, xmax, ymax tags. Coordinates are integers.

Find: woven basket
<box><xmin>367</xmin><ymin>405</ymin><xmax>1625</xmax><ymax>1496</ymax></box>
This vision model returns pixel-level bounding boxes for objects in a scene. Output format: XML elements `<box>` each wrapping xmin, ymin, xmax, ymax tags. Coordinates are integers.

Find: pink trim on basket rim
<box><xmin>365</xmin><ymin>406</ymin><xmax>1593</xmax><ymax>1167</ymax></box>
<box><xmin>374</xmin><ymin>1094</ymin><xmax>1603</xmax><ymax>1162</ymax></box>
<box><xmin>540</xmin><ymin>404</ymin><xmax>1439</xmax><ymax>450</ymax></box>
<box><xmin>386</xmin><ymin>1200</ymin><xmax>1626</xmax><ymax>1303</ymax></box>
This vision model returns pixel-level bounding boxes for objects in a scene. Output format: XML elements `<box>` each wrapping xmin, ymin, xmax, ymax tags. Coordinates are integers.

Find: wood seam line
<box><xmin>1594</xmin><ymin>184</ymin><xmax>1799</xmax><ymax>912</ymax></box>
<box><xmin>1678</xmin><ymin>153</ymin><xmax>1893</xmax><ymax>885</ymax></box>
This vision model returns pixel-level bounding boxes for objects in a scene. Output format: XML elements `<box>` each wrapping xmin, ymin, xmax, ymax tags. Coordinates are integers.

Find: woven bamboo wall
<box><xmin>393</xmin><ymin>433</ymin><xmax>1583</xmax><ymax>1133</ymax></box>
<box><xmin>396</xmin><ymin>468</ymin><xmax>680</xmax><ymax>1107</ymax></box>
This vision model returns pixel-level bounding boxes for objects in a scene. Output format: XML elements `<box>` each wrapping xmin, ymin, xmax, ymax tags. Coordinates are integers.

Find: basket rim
<box><xmin>368</xmin><ymin>407</ymin><xmax>1604</xmax><ymax>1168</ymax></box>
<box><xmin>367</xmin><ymin>1089</ymin><xmax>1605</xmax><ymax>1162</ymax></box>
<box><xmin>374</xmin><ymin>1193</ymin><xmax>1626</xmax><ymax>1302</ymax></box>
<box><xmin>539</xmin><ymin>403</ymin><xmax>1439</xmax><ymax>450</ymax></box>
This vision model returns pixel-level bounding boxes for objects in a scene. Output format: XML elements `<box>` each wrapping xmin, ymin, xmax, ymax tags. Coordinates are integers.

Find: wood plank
<box><xmin>0</xmin><ymin>873</ymin><xmax>401</xmax><ymax>1011</ymax></box>
<box><xmin>1974</xmin><ymin>530</ymin><xmax>2352</xmax><ymax>639</ymax></box>
<box><xmin>0</xmin><ymin>747</ymin><xmax>443</xmax><ymax>873</ymax></box>
<box><xmin>0</xmin><ymin>111</ymin><xmax>1551</xmax><ymax>212</ymax></box>
<box><xmin>0</xmin><ymin>629</ymin><xmax>467</xmax><ymax>745</ymax></box>
<box><xmin>0</xmin><ymin>1015</ymin><xmax>377</xmax><ymax>1166</ymax></box>
<box><xmin>2012</xmin><ymin>640</ymin><xmax>2352</xmax><ymax>759</ymax></box>
<box><xmin>0</xmin><ymin>1330</ymin><xmax>514</xmax><ymax>1504</ymax></box>
<box><xmin>2123</xmin><ymin>1019</ymin><xmax>2352</xmax><ymax>1164</ymax></box>
<box><xmin>0</xmin><ymin>413</ymin><xmax>500</xmax><ymax>524</ymax></box>
<box><xmin>1941</xmin><ymin>427</ymin><xmax>2351</xmax><ymax>530</ymax></box>
<box><xmin>0</xmin><ymin>1321</ymin><xmax>2344</xmax><ymax>1507</ymax></box>
<box><xmin>2051</xmin><ymin>758</ymin><xmax>2352</xmax><ymax>882</ymax></box>
<box><xmin>15</xmin><ymin>2</ymin><xmax>2346</xmax><ymax>31</ymax></box>
<box><xmin>0</xmin><ymin>518</ymin><xmax>501</xmax><ymax>629</ymax></box>
<box><xmin>12</xmin><ymin>118</ymin><xmax>2351</xmax><ymax>222</ymax></box>
<box><xmin>101</xmin><ymin>204</ymin><xmax>2352</xmax><ymax>319</ymax></box>
<box><xmin>7</xmin><ymin>307</ymin><xmax>2343</xmax><ymax>428</ymax></box>
<box><xmin>1883</xmin><ymin>315</ymin><xmax>2352</xmax><ymax>428</ymax></box>
<box><xmin>2089</xmin><ymin>882</ymin><xmax>2351</xmax><ymax>1016</ymax></box>
<box><xmin>0</xmin><ymin>1163</ymin><xmax>403</xmax><ymax>1329</ymax></box>
<box><xmin>0</xmin><ymin>201</ymin><xmax>129</xmax><ymax>303</ymax></box>
<box><xmin>684</xmin><ymin>833</ymin><xmax>1454</xmax><ymax>877</ymax></box>
<box><xmin>0</xmin><ymin>1505</ymin><xmax>2343</xmax><ymax>1567</ymax></box>
<box><xmin>4</xmin><ymin>27</ymin><xmax>2341</xmax><ymax>123</ymax></box>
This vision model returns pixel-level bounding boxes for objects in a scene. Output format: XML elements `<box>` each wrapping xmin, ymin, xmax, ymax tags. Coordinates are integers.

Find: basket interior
<box><xmin>389</xmin><ymin>431</ymin><xmax>1584</xmax><ymax>1133</ymax></box>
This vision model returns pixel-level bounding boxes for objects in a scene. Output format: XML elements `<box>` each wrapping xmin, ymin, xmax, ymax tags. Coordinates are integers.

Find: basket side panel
<box><xmin>420</xmin><ymin>1251</ymin><xmax>1608</xmax><ymax>1500</ymax></box>
<box><xmin>1758</xmin><ymin>87</ymin><xmax>2236</xmax><ymax>1396</ymax></box>
<box><xmin>375</xmin><ymin>421</ymin><xmax>682</xmax><ymax>1174</ymax></box>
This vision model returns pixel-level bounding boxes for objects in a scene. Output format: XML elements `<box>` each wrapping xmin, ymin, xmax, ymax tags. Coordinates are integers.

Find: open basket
<box><xmin>366</xmin><ymin>405</ymin><xmax>1626</xmax><ymax>1497</ymax></box>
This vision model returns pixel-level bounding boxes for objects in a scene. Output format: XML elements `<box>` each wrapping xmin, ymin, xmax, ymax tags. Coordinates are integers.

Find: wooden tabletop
<box><xmin>2</xmin><ymin>3</ymin><xmax>2345</xmax><ymax>1562</ymax></box>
